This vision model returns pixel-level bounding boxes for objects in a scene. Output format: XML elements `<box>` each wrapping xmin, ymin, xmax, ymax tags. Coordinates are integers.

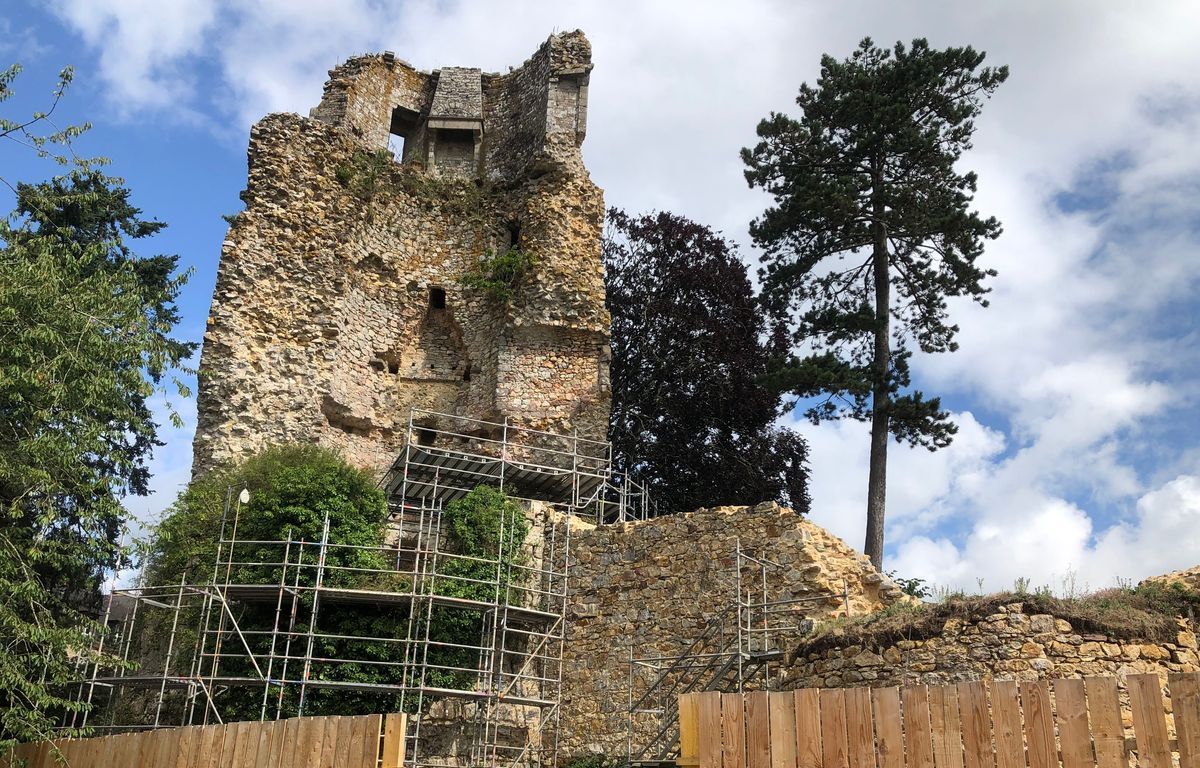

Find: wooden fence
<box><xmin>1</xmin><ymin>712</ymin><xmax>406</xmax><ymax>768</ymax></box>
<box><xmin>679</xmin><ymin>673</ymin><xmax>1200</xmax><ymax>768</ymax></box>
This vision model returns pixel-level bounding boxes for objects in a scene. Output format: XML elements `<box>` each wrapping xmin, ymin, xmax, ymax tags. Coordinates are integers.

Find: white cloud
<box><xmin>49</xmin><ymin>0</ymin><xmax>219</xmax><ymax>115</ymax></box>
<box><xmin>45</xmin><ymin>0</ymin><xmax>1200</xmax><ymax>590</ymax></box>
<box><xmin>0</xmin><ymin>18</ymin><xmax>50</xmax><ymax>60</ymax></box>
<box><xmin>890</xmin><ymin>474</ymin><xmax>1200</xmax><ymax>595</ymax></box>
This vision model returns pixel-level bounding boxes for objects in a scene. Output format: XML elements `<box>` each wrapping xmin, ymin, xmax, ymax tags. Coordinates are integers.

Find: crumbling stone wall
<box><xmin>781</xmin><ymin>601</ymin><xmax>1199</xmax><ymax>740</ymax></box>
<box><xmin>782</xmin><ymin>603</ymin><xmax>1199</xmax><ymax>690</ymax></box>
<box><xmin>193</xmin><ymin>32</ymin><xmax>608</xmax><ymax>476</ymax></box>
<box><xmin>557</xmin><ymin>503</ymin><xmax>909</xmax><ymax>757</ymax></box>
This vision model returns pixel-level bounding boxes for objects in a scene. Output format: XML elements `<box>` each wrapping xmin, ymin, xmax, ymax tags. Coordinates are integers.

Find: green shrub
<box><xmin>459</xmin><ymin>245</ymin><xmax>536</xmax><ymax>302</ymax></box>
<box><xmin>798</xmin><ymin>580</ymin><xmax>1200</xmax><ymax>656</ymax></box>
<box><xmin>142</xmin><ymin>444</ymin><xmax>387</xmax><ymax>588</ymax></box>
<box><xmin>140</xmin><ymin>456</ymin><xmax>529</xmax><ymax>720</ymax></box>
<box><xmin>334</xmin><ymin>149</ymin><xmax>395</xmax><ymax>201</ymax></box>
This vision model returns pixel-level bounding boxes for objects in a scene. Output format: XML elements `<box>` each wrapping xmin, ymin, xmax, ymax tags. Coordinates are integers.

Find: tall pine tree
<box><xmin>742</xmin><ymin>38</ymin><xmax>1007</xmax><ymax>567</ymax></box>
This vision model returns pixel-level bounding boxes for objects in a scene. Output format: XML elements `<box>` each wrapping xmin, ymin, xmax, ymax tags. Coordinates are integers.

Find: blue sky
<box><xmin>3</xmin><ymin>0</ymin><xmax>1198</xmax><ymax>592</ymax></box>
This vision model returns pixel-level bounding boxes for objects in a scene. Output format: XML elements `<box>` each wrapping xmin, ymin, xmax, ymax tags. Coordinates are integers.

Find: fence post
<box><xmin>381</xmin><ymin>713</ymin><xmax>408</xmax><ymax>768</ymax></box>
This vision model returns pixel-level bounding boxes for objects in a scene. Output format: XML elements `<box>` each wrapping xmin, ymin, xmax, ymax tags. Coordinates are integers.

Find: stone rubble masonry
<box><xmin>192</xmin><ymin>31</ymin><xmax>609</xmax><ymax>477</ymax></box>
<box><xmin>557</xmin><ymin>501</ymin><xmax>911</xmax><ymax>757</ymax></box>
<box><xmin>782</xmin><ymin>602</ymin><xmax>1198</xmax><ymax>739</ymax></box>
<box><xmin>784</xmin><ymin>603</ymin><xmax>1199</xmax><ymax>689</ymax></box>
<box><xmin>1146</xmin><ymin>564</ymin><xmax>1200</xmax><ymax>593</ymax></box>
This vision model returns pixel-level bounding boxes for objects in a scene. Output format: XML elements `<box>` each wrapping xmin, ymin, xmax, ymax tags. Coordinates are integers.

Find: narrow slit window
<box><xmin>429</xmin><ymin>286</ymin><xmax>447</xmax><ymax>309</ymax></box>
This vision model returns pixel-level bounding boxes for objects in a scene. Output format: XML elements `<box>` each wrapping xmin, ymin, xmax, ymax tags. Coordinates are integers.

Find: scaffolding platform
<box><xmin>384</xmin><ymin>445</ymin><xmax>606</xmax><ymax>507</ymax></box>
<box><xmin>383</xmin><ymin>409</ymin><xmax>652</xmax><ymax>523</ymax></box>
<box><xmin>218</xmin><ymin>584</ymin><xmax>562</xmax><ymax>625</ymax></box>
<box><xmin>68</xmin><ymin>408</ymin><xmax>652</xmax><ymax>768</ymax></box>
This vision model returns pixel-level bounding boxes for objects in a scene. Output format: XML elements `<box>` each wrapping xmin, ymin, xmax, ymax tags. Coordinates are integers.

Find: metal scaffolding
<box><xmin>382</xmin><ymin>409</ymin><xmax>654</xmax><ymax>524</ymax></box>
<box><xmin>625</xmin><ymin>540</ymin><xmax>851</xmax><ymax>765</ymax></box>
<box><xmin>71</xmin><ymin>409</ymin><xmax>650</xmax><ymax>768</ymax></box>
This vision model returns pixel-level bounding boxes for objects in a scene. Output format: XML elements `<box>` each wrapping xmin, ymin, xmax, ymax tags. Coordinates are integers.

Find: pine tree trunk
<box><xmin>864</xmin><ymin>195</ymin><xmax>890</xmax><ymax>570</ymax></box>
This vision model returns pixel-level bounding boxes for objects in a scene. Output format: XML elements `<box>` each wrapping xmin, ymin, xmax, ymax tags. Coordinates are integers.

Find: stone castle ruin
<box><xmin>193</xmin><ymin>31</ymin><xmax>610</xmax><ymax>477</ymax></box>
<box><xmin>171</xmin><ymin>30</ymin><xmax>909</xmax><ymax>766</ymax></box>
<box><xmin>100</xmin><ymin>28</ymin><xmax>1190</xmax><ymax>768</ymax></box>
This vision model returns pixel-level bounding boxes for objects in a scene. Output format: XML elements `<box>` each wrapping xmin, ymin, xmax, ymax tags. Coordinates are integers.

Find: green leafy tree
<box><xmin>604</xmin><ymin>208</ymin><xmax>811</xmax><ymax>514</ymax></box>
<box><xmin>0</xmin><ymin>63</ymin><xmax>192</xmax><ymax>746</ymax></box>
<box><xmin>742</xmin><ymin>38</ymin><xmax>1007</xmax><ymax>567</ymax></box>
<box><xmin>141</xmin><ymin>445</ymin><xmax>395</xmax><ymax>721</ymax></box>
<box><xmin>141</xmin><ymin>448</ymin><xmax>528</xmax><ymax>721</ymax></box>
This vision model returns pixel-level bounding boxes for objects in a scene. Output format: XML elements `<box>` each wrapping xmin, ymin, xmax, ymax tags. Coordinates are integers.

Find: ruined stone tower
<box><xmin>193</xmin><ymin>32</ymin><xmax>609</xmax><ymax>475</ymax></box>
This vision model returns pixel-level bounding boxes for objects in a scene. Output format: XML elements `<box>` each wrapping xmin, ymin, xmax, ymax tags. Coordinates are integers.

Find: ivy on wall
<box><xmin>134</xmin><ymin>448</ymin><xmax>530</xmax><ymax>721</ymax></box>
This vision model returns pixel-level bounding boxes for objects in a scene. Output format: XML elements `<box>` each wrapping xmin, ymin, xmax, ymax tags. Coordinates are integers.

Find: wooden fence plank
<box><xmin>699</xmin><ymin>692</ymin><xmax>724</xmax><ymax>768</ymax></box>
<box><xmin>224</xmin><ymin>722</ymin><xmax>246</xmax><ymax>768</ymax></box>
<box><xmin>928</xmin><ymin>683</ymin><xmax>964</xmax><ymax>768</ymax></box>
<box><xmin>239</xmin><ymin>722</ymin><xmax>260</xmax><ymax>768</ymax></box>
<box><xmin>174</xmin><ymin>726</ymin><xmax>198</xmax><ymax>768</ymax></box>
<box><xmin>1084</xmin><ymin>676</ymin><xmax>1126</xmax><ymax>768</ymax></box>
<box><xmin>723</xmin><ymin>694</ymin><xmax>747</xmax><ymax>768</ymax></box>
<box><xmin>768</xmin><ymin>692</ymin><xmax>796</xmax><ymax>768</ymax></box>
<box><xmin>163</xmin><ymin>728</ymin><xmax>184</xmax><ymax>768</ymax></box>
<box><xmin>991</xmin><ymin>681</ymin><xmax>1023</xmax><ymax>768</ymax></box>
<box><xmin>1129</xmin><ymin>672</ymin><xmax>1172</xmax><ymax>768</ymax></box>
<box><xmin>332</xmin><ymin>716</ymin><xmax>353</xmax><ymax>768</ymax></box>
<box><xmin>845</xmin><ymin>687</ymin><xmax>875</xmax><ymax>768</ymax></box>
<box><xmin>359</xmin><ymin>715</ymin><xmax>382</xmax><ymax>768</ymax></box>
<box><xmin>348</xmin><ymin>715</ymin><xmax>366</xmax><ymax>768</ymax></box>
<box><xmin>380</xmin><ymin>714</ymin><xmax>406</xmax><ymax>768</ymax></box>
<box><xmin>277</xmin><ymin>715</ymin><xmax>300</xmax><ymax>768</ymax></box>
<box><xmin>254</xmin><ymin>721</ymin><xmax>276</xmax><ymax>768</ymax></box>
<box><xmin>318</xmin><ymin>717</ymin><xmax>339</xmax><ymax>768</ymax></box>
<box><xmin>956</xmin><ymin>681</ymin><xmax>992</xmax><ymax>768</ymax></box>
<box><xmin>1020</xmin><ymin>681</ymin><xmax>1056</xmax><ymax>768</ymax></box>
<box><xmin>793</xmin><ymin>689</ymin><xmax>821</xmax><ymax>768</ymax></box>
<box><xmin>213</xmin><ymin>724</ymin><xmax>234</xmax><ymax>768</ymax></box>
<box><xmin>308</xmin><ymin>715</ymin><xmax>331</xmax><ymax>768</ymax></box>
<box><xmin>902</xmin><ymin>686</ymin><xmax>934</xmax><ymax>768</ymax></box>
<box><xmin>135</xmin><ymin>730</ymin><xmax>159</xmax><ymax>768</ymax></box>
<box><xmin>80</xmin><ymin>735</ymin><xmax>99</xmax><ymax>768</ymax></box>
<box><xmin>243</xmin><ymin>722</ymin><xmax>265</xmax><ymax>768</ymax></box>
<box><xmin>111</xmin><ymin>731</ymin><xmax>134</xmax><ymax>768</ymax></box>
<box><xmin>679</xmin><ymin>693</ymin><xmax>702</xmax><ymax>768</ymax></box>
<box><xmin>873</xmin><ymin>687</ymin><xmax>905</xmax><ymax>768</ymax></box>
<box><xmin>147</xmin><ymin>729</ymin><xmax>165</xmax><ymax>767</ymax></box>
<box><xmin>819</xmin><ymin>689</ymin><xmax>848</xmax><ymax>768</ymax></box>
<box><xmin>746</xmin><ymin>691</ymin><xmax>772</xmax><ymax>768</ymax></box>
<box><xmin>1053</xmin><ymin>678</ymin><xmax>1095</xmax><ymax>768</ymax></box>
<box><xmin>1172</xmin><ymin>672</ymin><xmax>1200</xmax><ymax>768</ymax></box>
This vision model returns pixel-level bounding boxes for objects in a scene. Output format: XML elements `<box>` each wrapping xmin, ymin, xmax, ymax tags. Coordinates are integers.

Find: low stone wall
<box><xmin>557</xmin><ymin>502</ymin><xmax>908</xmax><ymax>757</ymax></box>
<box><xmin>783</xmin><ymin>601</ymin><xmax>1198</xmax><ymax>690</ymax></box>
<box><xmin>781</xmin><ymin>600</ymin><xmax>1198</xmax><ymax>737</ymax></box>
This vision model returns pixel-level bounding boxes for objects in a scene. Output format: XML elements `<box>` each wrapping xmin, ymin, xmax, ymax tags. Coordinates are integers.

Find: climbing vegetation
<box><xmin>460</xmin><ymin>245</ymin><xmax>537</xmax><ymax>302</ymax></box>
<box><xmin>140</xmin><ymin>449</ymin><xmax>528</xmax><ymax>721</ymax></box>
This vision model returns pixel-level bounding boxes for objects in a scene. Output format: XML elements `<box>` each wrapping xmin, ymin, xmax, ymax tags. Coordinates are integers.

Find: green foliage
<box><xmin>440</xmin><ymin>485</ymin><xmax>529</xmax><ymax>599</ymax></box>
<box><xmin>143</xmin><ymin>460</ymin><xmax>529</xmax><ymax>719</ymax></box>
<box><xmin>742</xmin><ymin>37</ymin><xmax>1008</xmax><ymax>567</ymax></box>
<box><xmin>460</xmin><ymin>245</ymin><xmax>537</xmax><ymax>303</ymax></box>
<box><xmin>419</xmin><ymin>486</ymin><xmax>530</xmax><ymax>692</ymax></box>
<box><xmin>143</xmin><ymin>446</ymin><xmax>394</xmax><ymax>721</ymax></box>
<box><xmin>0</xmin><ymin>61</ymin><xmax>191</xmax><ymax>748</ymax></box>
<box><xmin>885</xmin><ymin>570</ymin><xmax>931</xmax><ymax>599</ymax></box>
<box><xmin>335</xmin><ymin>149</ymin><xmax>395</xmax><ymax>201</ymax></box>
<box><xmin>800</xmin><ymin>581</ymin><xmax>1200</xmax><ymax>656</ymax></box>
<box><xmin>563</xmin><ymin>755</ymin><xmax>621</xmax><ymax>768</ymax></box>
<box><xmin>603</xmin><ymin>208</ymin><xmax>811</xmax><ymax>513</ymax></box>
<box><xmin>143</xmin><ymin>445</ymin><xmax>389</xmax><ymax>587</ymax></box>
